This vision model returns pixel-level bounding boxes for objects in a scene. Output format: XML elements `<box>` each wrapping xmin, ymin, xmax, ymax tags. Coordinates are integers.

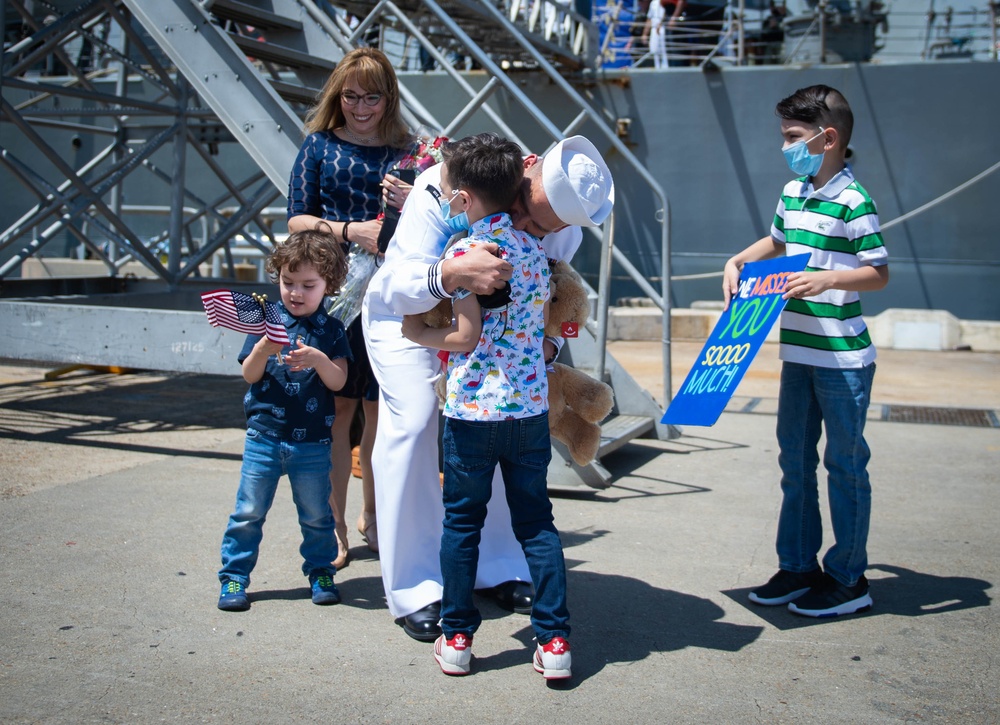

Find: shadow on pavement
<box><xmin>721</xmin><ymin>563</ymin><xmax>993</xmax><ymax>629</ymax></box>
<box><xmin>252</xmin><ymin>573</ymin><xmax>387</xmax><ymax>610</ymax></box>
<box><xmin>0</xmin><ymin>370</ymin><xmax>247</xmax><ymax>459</ymax></box>
<box><xmin>476</xmin><ymin>569</ymin><xmax>764</xmax><ymax>688</ymax></box>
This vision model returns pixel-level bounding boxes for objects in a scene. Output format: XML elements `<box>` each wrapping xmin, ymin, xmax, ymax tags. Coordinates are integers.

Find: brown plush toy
<box><xmin>545</xmin><ymin>260</ymin><xmax>590</xmax><ymax>339</ymax></box>
<box><xmin>422</xmin><ymin>298</ymin><xmax>455</xmax><ymax>330</ymax></box>
<box><xmin>543</xmin><ymin>260</ymin><xmax>614</xmax><ymax>466</ymax></box>
<box><xmin>547</xmin><ymin>362</ymin><xmax>614</xmax><ymax>466</ymax></box>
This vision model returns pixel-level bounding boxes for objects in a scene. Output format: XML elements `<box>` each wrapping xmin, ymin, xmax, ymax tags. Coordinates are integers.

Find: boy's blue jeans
<box><xmin>775</xmin><ymin>361</ymin><xmax>875</xmax><ymax>588</ymax></box>
<box><xmin>219</xmin><ymin>429</ymin><xmax>337</xmax><ymax>587</ymax></box>
<box><xmin>440</xmin><ymin>413</ymin><xmax>570</xmax><ymax>643</ymax></box>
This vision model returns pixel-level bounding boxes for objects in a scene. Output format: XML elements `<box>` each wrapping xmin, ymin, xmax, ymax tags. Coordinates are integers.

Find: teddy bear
<box><xmin>421</xmin><ymin>259</ymin><xmax>614</xmax><ymax>466</ymax></box>
<box><xmin>546</xmin><ymin>361</ymin><xmax>614</xmax><ymax>466</ymax></box>
<box><xmin>542</xmin><ymin>261</ymin><xmax>615</xmax><ymax>465</ymax></box>
<box><xmin>545</xmin><ymin>260</ymin><xmax>590</xmax><ymax>340</ymax></box>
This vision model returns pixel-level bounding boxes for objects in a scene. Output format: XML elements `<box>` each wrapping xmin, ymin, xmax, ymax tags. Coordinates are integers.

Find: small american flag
<box><xmin>201</xmin><ymin>289</ymin><xmax>290</xmax><ymax>345</ymax></box>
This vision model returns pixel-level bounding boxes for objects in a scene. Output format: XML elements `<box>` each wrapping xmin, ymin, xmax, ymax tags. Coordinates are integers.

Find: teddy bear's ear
<box><xmin>551</xmin><ymin>259</ymin><xmax>584</xmax><ymax>286</ymax></box>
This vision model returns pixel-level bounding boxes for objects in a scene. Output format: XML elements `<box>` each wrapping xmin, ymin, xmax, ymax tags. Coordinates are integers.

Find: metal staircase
<box><xmin>1</xmin><ymin>0</ymin><xmax>675</xmax><ymax>489</ymax></box>
<box><xmin>334</xmin><ymin>0</ymin><xmax>597</xmax><ymax>70</ymax></box>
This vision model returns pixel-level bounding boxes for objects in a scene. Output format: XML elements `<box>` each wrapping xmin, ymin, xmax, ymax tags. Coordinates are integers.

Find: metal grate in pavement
<box><xmin>877</xmin><ymin>405</ymin><xmax>999</xmax><ymax>428</ymax></box>
<box><xmin>724</xmin><ymin>399</ymin><xmax>999</xmax><ymax>428</ymax></box>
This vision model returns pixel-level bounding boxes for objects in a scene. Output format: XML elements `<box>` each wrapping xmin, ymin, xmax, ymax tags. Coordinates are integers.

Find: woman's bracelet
<box><xmin>342</xmin><ymin>221</ymin><xmax>352</xmax><ymax>244</ymax></box>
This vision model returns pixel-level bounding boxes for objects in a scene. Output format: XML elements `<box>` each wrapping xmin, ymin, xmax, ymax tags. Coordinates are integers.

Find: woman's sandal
<box><xmin>357</xmin><ymin>513</ymin><xmax>378</xmax><ymax>553</ymax></box>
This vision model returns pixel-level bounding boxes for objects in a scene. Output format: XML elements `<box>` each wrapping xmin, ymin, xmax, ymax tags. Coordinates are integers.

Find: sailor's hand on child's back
<box><xmin>453</xmin><ymin>243</ymin><xmax>511</xmax><ymax>296</ymax></box>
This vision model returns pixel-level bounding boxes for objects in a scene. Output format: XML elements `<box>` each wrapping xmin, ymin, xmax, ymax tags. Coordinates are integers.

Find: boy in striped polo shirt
<box><xmin>722</xmin><ymin>85</ymin><xmax>889</xmax><ymax>617</ymax></box>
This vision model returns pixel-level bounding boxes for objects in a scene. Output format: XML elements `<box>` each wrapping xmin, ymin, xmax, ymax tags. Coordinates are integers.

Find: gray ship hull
<box><xmin>402</xmin><ymin>60</ymin><xmax>1000</xmax><ymax>321</ymax></box>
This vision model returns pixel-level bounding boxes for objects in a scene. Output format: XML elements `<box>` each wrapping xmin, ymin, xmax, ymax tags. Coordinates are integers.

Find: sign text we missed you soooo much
<box><xmin>662</xmin><ymin>253</ymin><xmax>810</xmax><ymax>427</ymax></box>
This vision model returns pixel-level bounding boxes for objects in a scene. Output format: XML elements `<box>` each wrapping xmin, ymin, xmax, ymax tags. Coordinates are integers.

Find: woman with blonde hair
<box><xmin>287</xmin><ymin>47</ymin><xmax>414</xmax><ymax>568</ymax></box>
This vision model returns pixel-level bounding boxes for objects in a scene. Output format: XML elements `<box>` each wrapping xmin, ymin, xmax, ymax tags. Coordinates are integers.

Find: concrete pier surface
<box><xmin>1</xmin><ymin>342</ymin><xmax>997</xmax><ymax>724</ymax></box>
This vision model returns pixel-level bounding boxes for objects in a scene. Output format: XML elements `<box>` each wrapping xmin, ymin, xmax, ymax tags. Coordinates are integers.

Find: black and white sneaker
<box><xmin>749</xmin><ymin>568</ymin><xmax>824</xmax><ymax>606</ymax></box>
<box><xmin>788</xmin><ymin>573</ymin><xmax>873</xmax><ymax>617</ymax></box>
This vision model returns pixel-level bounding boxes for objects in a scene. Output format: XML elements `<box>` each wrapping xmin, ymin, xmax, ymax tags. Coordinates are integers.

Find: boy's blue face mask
<box><xmin>782</xmin><ymin>127</ymin><xmax>826</xmax><ymax>177</ymax></box>
<box><xmin>438</xmin><ymin>188</ymin><xmax>470</xmax><ymax>234</ymax></box>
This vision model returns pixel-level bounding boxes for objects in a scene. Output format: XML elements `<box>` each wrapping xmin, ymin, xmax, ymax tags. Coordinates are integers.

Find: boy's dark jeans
<box><xmin>439</xmin><ymin>413</ymin><xmax>570</xmax><ymax>642</ymax></box>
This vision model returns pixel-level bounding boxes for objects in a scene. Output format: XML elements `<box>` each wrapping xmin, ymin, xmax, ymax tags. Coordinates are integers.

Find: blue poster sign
<box><xmin>661</xmin><ymin>253</ymin><xmax>811</xmax><ymax>427</ymax></box>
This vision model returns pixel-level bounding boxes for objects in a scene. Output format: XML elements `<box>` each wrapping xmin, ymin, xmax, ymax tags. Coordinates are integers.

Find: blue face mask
<box><xmin>439</xmin><ymin>188</ymin><xmax>470</xmax><ymax>234</ymax></box>
<box><xmin>782</xmin><ymin>127</ymin><xmax>826</xmax><ymax>177</ymax></box>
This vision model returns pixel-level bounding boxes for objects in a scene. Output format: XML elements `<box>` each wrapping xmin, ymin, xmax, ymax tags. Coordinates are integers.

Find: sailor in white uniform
<box><xmin>362</xmin><ymin>135</ymin><xmax>614</xmax><ymax>641</ymax></box>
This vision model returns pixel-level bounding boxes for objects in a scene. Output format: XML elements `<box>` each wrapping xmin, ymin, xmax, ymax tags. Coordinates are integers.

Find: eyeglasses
<box><xmin>341</xmin><ymin>91</ymin><xmax>383</xmax><ymax>107</ymax></box>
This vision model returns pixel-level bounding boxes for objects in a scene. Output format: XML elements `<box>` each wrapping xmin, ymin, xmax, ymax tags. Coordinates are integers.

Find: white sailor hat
<box><xmin>541</xmin><ymin>135</ymin><xmax>615</xmax><ymax>228</ymax></box>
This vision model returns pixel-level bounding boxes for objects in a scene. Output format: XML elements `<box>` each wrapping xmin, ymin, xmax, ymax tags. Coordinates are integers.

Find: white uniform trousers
<box><xmin>363</xmin><ymin>309</ymin><xmax>531</xmax><ymax>619</ymax></box>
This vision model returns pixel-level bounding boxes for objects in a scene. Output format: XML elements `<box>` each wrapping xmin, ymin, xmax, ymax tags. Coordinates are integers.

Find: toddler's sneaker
<box><xmin>434</xmin><ymin>633</ymin><xmax>472</xmax><ymax>676</ymax></box>
<box><xmin>309</xmin><ymin>569</ymin><xmax>341</xmax><ymax>605</ymax></box>
<box><xmin>748</xmin><ymin>568</ymin><xmax>824</xmax><ymax>606</ymax></box>
<box><xmin>788</xmin><ymin>573</ymin><xmax>872</xmax><ymax>618</ymax></box>
<box><xmin>533</xmin><ymin>636</ymin><xmax>571</xmax><ymax>680</ymax></box>
<box><xmin>218</xmin><ymin>580</ymin><xmax>250</xmax><ymax>612</ymax></box>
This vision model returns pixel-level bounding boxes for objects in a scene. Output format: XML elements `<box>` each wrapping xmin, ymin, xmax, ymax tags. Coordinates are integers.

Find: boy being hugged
<box><xmin>723</xmin><ymin>85</ymin><xmax>889</xmax><ymax>617</ymax></box>
<box><xmin>402</xmin><ymin>133</ymin><xmax>571</xmax><ymax>679</ymax></box>
<box><xmin>217</xmin><ymin>229</ymin><xmax>352</xmax><ymax>612</ymax></box>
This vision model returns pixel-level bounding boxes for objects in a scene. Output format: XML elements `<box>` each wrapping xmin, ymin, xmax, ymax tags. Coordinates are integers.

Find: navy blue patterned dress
<box><xmin>287</xmin><ymin>131</ymin><xmax>401</xmax><ymax>224</ymax></box>
<box><xmin>287</xmin><ymin>131</ymin><xmax>405</xmax><ymax>400</ymax></box>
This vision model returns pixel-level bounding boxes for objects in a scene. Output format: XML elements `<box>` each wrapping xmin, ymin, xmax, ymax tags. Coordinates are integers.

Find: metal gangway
<box><xmin>0</xmin><ymin>0</ymin><xmax>677</xmax><ymax>489</ymax></box>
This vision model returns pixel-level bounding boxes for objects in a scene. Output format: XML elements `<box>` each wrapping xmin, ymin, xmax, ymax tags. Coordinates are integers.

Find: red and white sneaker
<box><xmin>533</xmin><ymin>636</ymin><xmax>572</xmax><ymax>680</ymax></box>
<box><xmin>433</xmin><ymin>633</ymin><xmax>472</xmax><ymax>676</ymax></box>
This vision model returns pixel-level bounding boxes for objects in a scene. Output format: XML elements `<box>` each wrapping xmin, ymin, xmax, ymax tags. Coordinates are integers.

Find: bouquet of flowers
<box><xmin>395</xmin><ymin>135</ymin><xmax>447</xmax><ymax>174</ymax></box>
<box><xmin>326</xmin><ymin>135</ymin><xmax>448</xmax><ymax>327</ymax></box>
<box><xmin>325</xmin><ymin>244</ymin><xmax>380</xmax><ymax>327</ymax></box>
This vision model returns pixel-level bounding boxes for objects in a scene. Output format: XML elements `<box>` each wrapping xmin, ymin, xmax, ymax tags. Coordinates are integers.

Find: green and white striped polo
<box><xmin>770</xmin><ymin>165</ymin><xmax>888</xmax><ymax>369</ymax></box>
